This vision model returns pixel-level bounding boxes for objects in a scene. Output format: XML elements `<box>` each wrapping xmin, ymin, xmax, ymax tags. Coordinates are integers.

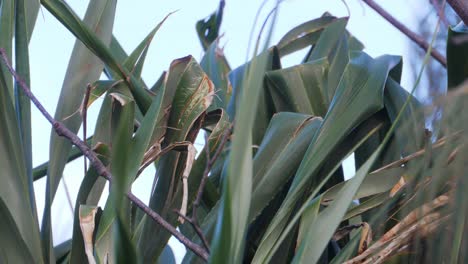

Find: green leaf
<box><xmin>305</xmin><ymin>17</ymin><xmax>350</xmax><ymax>103</ymax></box>
<box><xmin>85</xmin><ymin>80</ymin><xmax>121</xmax><ymax>108</ymax></box>
<box><xmin>265</xmin><ymin>59</ymin><xmax>330</xmax><ymax>117</ymax></box>
<box><xmin>14</xmin><ymin>0</ymin><xmax>35</xmax><ymax>220</ymax></box>
<box><xmin>260</xmin><ymin>113</ymin><xmax>384</xmax><ymax>262</ymax></box>
<box><xmin>114</xmin><ymin>215</ymin><xmax>139</xmax><ymax>264</ymax></box>
<box><xmin>227</xmin><ymin>48</ymin><xmax>281</xmax><ymax>146</ymax></box>
<box><xmin>342</xmin><ymin>192</ymin><xmax>388</xmax><ymax>221</ymax></box>
<box><xmin>384</xmin><ymin>77</ymin><xmax>424</xmax><ymax>156</ymax></box>
<box><xmin>276</xmin><ymin>15</ymin><xmax>338</xmax><ymax>57</ymax></box>
<box><xmin>266</xmin><ymin>17</ymin><xmax>353</xmax><ymax>118</ymax></box>
<box><xmin>123</xmin><ymin>12</ymin><xmax>173</xmax><ymax>80</ymax></box>
<box><xmin>24</xmin><ymin>0</ymin><xmax>40</xmax><ymax>40</ymax></box>
<box><xmin>40</xmin><ymin>0</ymin><xmax>152</xmax><ymax>111</ymax></box>
<box><xmin>321</xmin><ymin>167</ymin><xmax>404</xmax><ymax>204</ymax></box>
<box><xmin>109</xmin><ymin>84</ymin><xmax>135</xmax><ymax>215</ymax></box>
<box><xmin>0</xmin><ymin>79</ymin><xmax>42</xmax><ymax>261</ymax></box>
<box><xmin>447</xmin><ymin>22</ymin><xmax>468</xmax><ymax>89</ymax></box>
<box><xmin>94</xmin><ymin>84</ymin><xmax>137</xmax><ymax>261</ymax></box>
<box><xmin>210</xmin><ymin>47</ymin><xmax>276</xmax><ymax>264</ymax></box>
<box><xmin>150</xmin><ymin>71</ymin><xmax>167</xmax><ymax>93</ymax></box>
<box><xmin>196</xmin><ymin>0</ymin><xmax>225</xmax><ymax>50</ymax></box>
<box><xmin>292</xmin><ymin>150</ymin><xmax>382</xmax><ymax>264</ymax></box>
<box><xmin>0</xmin><ymin>199</ymin><xmax>36</xmax><ymax>263</ymax></box>
<box><xmin>250</xmin><ymin>113</ymin><xmax>322</xmax><ymax>222</ymax></box>
<box><xmin>0</xmin><ymin>0</ymin><xmax>14</xmax><ymax>100</ymax></box>
<box><xmin>42</xmin><ymin>1</ymin><xmax>117</xmax><ymax>261</ymax></box>
<box><xmin>183</xmin><ymin>113</ymin><xmax>321</xmax><ymax>263</ymax></box>
<box><xmin>43</xmin><ymin>0</ymin><xmax>115</xmax><ymax>204</ymax></box>
<box><xmin>296</xmin><ymin>196</ymin><xmax>321</xmax><ymax>247</ymax></box>
<box><xmin>0</xmin><ymin>0</ymin><xmax>37</xmax><ymax>101</ymax></box>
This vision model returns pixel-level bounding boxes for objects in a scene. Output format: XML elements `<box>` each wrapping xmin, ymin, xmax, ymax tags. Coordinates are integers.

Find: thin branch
<box><xmin>179</xmin><ymin>122</ymin><xmax>234</xmax><ymax>252</ymax></box>
<box><xmin>174</xmin><ymin>209</ymin><xmax>211</xmax><ymax>252</ymax></box>
<box><xmin>362</xmin><ymin>0</ymin><xmax>447</xmax><ymax>68</ymax></box>
<box><xmin>447</xmin><ymin>0</ymin><xmax>468</xmax><ymax>25</ymax></box>
<box><xmin>372</xmin><ymin>130</ymin><xmax>461</xmax><ymax>174</ymax></box>
<box><xmin>128</xmin><ymin>193</ymin><xmax>209</xmax><ymax>260</ymax></box>
<box><xmin>194</xmin><ymin>122</ymin><xmax>234</xmax><ymax>210</ymax></box>
<box><xmin>0</xmin><ymin>48</ymin><xmax>209</xmax><ymax>261</ymax></box>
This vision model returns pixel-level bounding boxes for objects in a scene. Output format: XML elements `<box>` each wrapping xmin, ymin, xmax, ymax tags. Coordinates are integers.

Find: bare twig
<box><xmin>173</xmin><ymin>209</ymin><xmax>211</xmax><ymax>253</ymax></box>
<box><xmin>362</xmin><ymin>0</ymin><xmax>447</xmax><ymax>68</ymax></box>
<box><xmin>447</xmin><ymin>0</ymin><xmax>468</xmax><ymax>25</ymax></box>
<box><xmin>0</xmin><ymin>48</ymin><xmax>209</xmax><ymax>261</ymax></box>
<box><xmin>372</xmin><ymin>130</ymin><xmax>462</xmax><ymax>174</ymax></box>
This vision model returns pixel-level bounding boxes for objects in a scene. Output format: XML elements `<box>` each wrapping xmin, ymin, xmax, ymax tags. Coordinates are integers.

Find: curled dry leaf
<box><xmin>389</xmin><ymin>176</ymin><xmax>406</xmax><ymax>197</ymax></box>
<box><xmin>79</xmin><ymin>205</ymin><xmax>99</xmax><ymax>264</ymax></box>
<box><xmin>358</xmin><ymin>222</ymin><xmax>373</xmax><ymax>254</ymax></box>
<box><xmin>203</xmin><ymin>75</ymin><xmax>215</xmax><ymax>109</ymax></box>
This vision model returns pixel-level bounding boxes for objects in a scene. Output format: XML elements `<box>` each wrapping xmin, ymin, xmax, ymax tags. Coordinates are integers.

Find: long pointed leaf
<box><xmin>292</xmin><ymin>149</ymin><xmax>382</xmax><ymax>264</ymax></box>
<box><xmin>14</xmin><ymin>0</ymin><xmax>36</xmax><ymax>220</ymax></box>
<box><xmin>40</xmin><ymin>0</ymin><xmax>152</xmax><ymax>111</ymax></box>
<box><xmin>42</xmin><ymin>1</ymin><xmax>116</xmax><ymax>261</ymax></box>
<box><xmin>210</xmin><ymin>47</ymin><xmax>274</xmax><ymax>264</ymax></box>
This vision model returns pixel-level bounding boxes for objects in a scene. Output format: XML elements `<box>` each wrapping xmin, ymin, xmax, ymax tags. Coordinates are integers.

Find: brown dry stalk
<box><xmin>362</xmin><ymin>214</ymin><xmax>451</xmax><ymax>264</ymax></box>
<box><xmin>358</xmin><ymin>222</ymin><xmax>373</xmax><ymax>254</ymax></box>
<box><xmin>344</xmin><ymin>192</ymin><xmax>451</xmax><ymax>264</ymax></box>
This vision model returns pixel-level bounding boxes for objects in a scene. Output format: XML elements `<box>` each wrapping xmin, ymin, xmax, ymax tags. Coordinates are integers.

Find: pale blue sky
<box><xmin>27</xmin><ymin>0</ymin><xmax>434</xmax><ymax>262</ymax></box>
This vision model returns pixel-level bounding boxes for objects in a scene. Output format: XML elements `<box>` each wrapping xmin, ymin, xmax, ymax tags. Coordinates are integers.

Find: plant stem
<box><xmin>362</xmin><ymin>0</ymin><xmax>447</xmax><ymax>68</ymax></box>
<box><xmin>447</xmin><ymin>0</ymin><xmax>468</xmax><ymax>25</ymax></box>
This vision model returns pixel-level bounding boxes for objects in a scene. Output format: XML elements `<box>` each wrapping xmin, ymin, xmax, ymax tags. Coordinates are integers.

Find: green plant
<box><xmin>0</xmin><ymin>0</ymin><xmax>467</xmax><ymax>263</ymax></box>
